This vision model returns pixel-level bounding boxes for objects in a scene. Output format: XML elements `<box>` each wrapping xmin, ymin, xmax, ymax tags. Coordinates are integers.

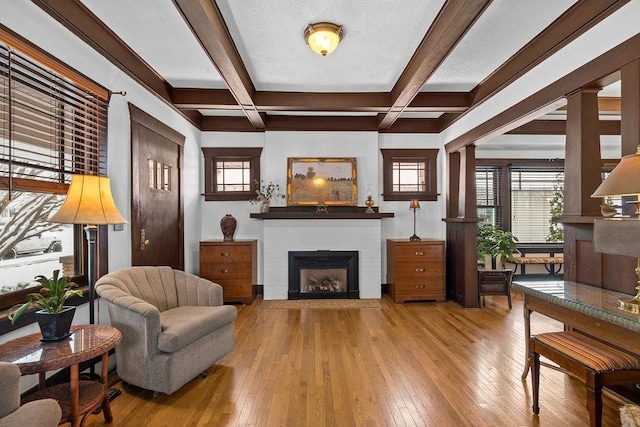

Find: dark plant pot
<box><xmin>36</xmin><ymin>306</ymin><xmax>76</xmax><ymax>341</ymax></box>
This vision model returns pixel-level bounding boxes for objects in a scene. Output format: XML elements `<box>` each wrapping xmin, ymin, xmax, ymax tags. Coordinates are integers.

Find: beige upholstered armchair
<box><xmin>0</xmin><ymin>362</ymin><xmax>62</xmax><ymax>427</ymax></box>
<box><xmin>95</xmin><ymin>266</ymin><xmax>237</xmax><ymax>395</ymax></box>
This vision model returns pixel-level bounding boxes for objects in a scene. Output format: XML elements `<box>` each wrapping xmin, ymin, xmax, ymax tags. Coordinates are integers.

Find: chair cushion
<box><xmin>158</xmin><ymin>305</ymin><xmax>237</xmax><ymax>353</ymax></box>
<box><xmin>535</xmin><ymin>331</ymin><xmax>640</xmax><ymax>372</ymax></box>
<box><xmin>621</xmin><ymin>404</ymin><xmax>640</xmax><ymax>427</ymax></box>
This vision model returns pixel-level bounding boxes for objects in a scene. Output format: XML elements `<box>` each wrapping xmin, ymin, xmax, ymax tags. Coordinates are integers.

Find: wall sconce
<box><xmin>409</xmin><ymin>199</ymin><xmax>421</xmax><ymax>241</ymax></box>
<box><xmin>304</xmin><ymin>22</ymin><xmax>343</xmax><ymax>56</ymax></box>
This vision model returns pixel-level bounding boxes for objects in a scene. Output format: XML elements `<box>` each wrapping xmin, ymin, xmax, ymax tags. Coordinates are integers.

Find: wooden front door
<box><xmin>129</xmin><ymin>104</ymin><xmax>185</xmax><ymax>269</ymax></box>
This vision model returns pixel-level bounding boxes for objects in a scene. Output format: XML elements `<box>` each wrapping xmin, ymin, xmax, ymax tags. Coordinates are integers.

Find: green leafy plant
<box><xmin>546</xmin><ymin>178</ymin><xmax>564</xmax><ymax>242</ymax></box>
<box><xmin>477</xmin><ymin>223</ymin><xmax>519</xmax><ymax>266</ymax></box>
<box><xmin>7</xmin><ymin>269</ymin><xmax>82</xmax><ymax>325</ymax></box>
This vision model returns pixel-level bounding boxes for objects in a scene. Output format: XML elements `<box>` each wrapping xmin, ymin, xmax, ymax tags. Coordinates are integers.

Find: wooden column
<box><xmin>447</xmin><ymin>151</ymin><xmax>460</xmax><ymax>219</ymax></box>
<box><xmin>563</xmin><ymin>88</ymin><xmax>603</xmax><ymax>217</ymax></box>
<box><xmin>559</xmin><ymin>88</ymin><xmax>603</xmax><ymax>283</ymax></box>
<box><xmin>619</xmin><ymin>59</ymin><xmax>640</xmax><ymax>216</ymax></box>
<box><xmin>444</xmin><ymin>145</ymin><xmax>479</xmax><ymax>308</ymax></box>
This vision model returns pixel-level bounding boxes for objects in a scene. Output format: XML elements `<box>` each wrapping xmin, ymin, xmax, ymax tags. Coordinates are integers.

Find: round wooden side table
<box><xmin>0</xmin><ymin>324</ymin><xmax>121</xmax><ymax>427</ymax></box>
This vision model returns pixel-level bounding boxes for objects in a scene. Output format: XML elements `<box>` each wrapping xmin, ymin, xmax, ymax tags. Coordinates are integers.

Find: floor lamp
<box><xmin>49</xmin><ymin>174</ymin><xmax>127</xmax><ymax>378</ymax></box>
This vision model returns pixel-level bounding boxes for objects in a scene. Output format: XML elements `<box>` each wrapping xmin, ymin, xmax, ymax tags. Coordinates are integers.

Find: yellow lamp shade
<box><xmin>304</xmin><ymin>22</ymin><xmax>343</xmax><ymax>56</ymax></box>
<box><xmin>592</xmin><ymin>148</ymin><xmax>640</xmax><ymax>198</ymax></box>
<box><xmin>49</xmin><ymin>174</ymin><xmax>127</xmax><ymax>225</ymax></box>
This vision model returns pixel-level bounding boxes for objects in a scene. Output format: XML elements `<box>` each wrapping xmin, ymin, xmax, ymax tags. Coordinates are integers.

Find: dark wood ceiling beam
<box><xmin>173</xmin><ymin>0</ymin><xmax>264</xmax><ymax>129</ymax></box>
<box><xmin>441</xmin><ymin>0</ymin><xmax>629</xmax><ymax>132</ymax></box>
<box><xmin>254</xmin><ymin>92</ymin><xmax>390</xmax><ymax>112</ymax></box>
<box><xmin>173</xmin><ymin>89</ymin><xmax>470</xmax><ymax>113</ymax></box>
<box><xmin>445</xmin><ymin>33</ymin><xmax>640</xmax><ymax>153</ymax></box>
<box><xmin>30</xmin><ymin>0</ymin><xmax>205</xmax><ymax>130</ymax></box>
<box><xmin>407</xmin><ymin>92</ymin><xmax>470</xmax><ymax>112</ymax></box>
<box><xmin>200</xmin><ymin>115</ymin><xmax>443</xmax><ymax>133</ymax></box>
<box><xmin>201</xmin><ymin>116</ymin><xmax>260</xmax><ymax>132</ymax></box>
<box><xmin>507</xmin><ymin>119</ymin><xmax>620</xmax><ymax>135</ymax></box>
<box><xmin>378</xmin><ymin>0</ymin><xmax>491</xmax><ymax>130</ymax></box>
<box><xmin>557</xmin><ymin>96</ymin><xmax>621</xmax><ymax>114</ymax></box>
<box><xmin>31</xmin><ymin>0</ymin><xmax>171</xmax><ymax>100</ymax></box>
<box><xmin>172</xmin><ymin>89</ymin><xmax>241</xmax><ymax>110</ymax></box>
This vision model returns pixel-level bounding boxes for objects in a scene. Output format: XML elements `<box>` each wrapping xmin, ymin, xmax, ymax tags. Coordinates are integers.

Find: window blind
<box><xmin>510</xmin><ymin>168</ymin><xmax>564</xmax><ymax>243</ymax></box>
<box><xmin>0</xmin><ymin>44</ymin><xmax>108</xmax><ymax>192</ymax></box>
<box><xmin>476</xmin><ymin>166</ymin><xmax>503</xmax><ymax>228</ymax></box>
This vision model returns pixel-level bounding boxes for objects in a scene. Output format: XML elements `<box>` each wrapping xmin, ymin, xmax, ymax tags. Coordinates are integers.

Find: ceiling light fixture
<box><xmin>304</xmin><ymin>22</ymin><xmax>343</xmax><ymax>56</ymax></box>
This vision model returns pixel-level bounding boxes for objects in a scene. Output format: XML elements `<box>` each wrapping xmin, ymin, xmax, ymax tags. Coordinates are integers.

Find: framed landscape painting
<box><xmin>287</xmin><ymin>157</ymin><xmax>357</xmax><ymax>206</ymax></box>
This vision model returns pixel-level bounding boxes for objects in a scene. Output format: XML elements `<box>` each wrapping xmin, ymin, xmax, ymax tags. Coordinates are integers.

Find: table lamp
<box><xmin>409</xmin><ymin>199</ymin><xmax>421</xmax><ymax>241</ymax></box>
<box><xmin>592</xmin><ymin>146</ymin><xmax>640</xmax><ymax>312</ymax></box>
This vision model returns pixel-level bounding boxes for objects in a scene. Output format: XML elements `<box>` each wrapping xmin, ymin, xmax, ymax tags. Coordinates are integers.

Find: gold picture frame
<box><xmin>287</xmin><ymin>157</ymin><xmax>357</xmax><ymax>206</ymax></box>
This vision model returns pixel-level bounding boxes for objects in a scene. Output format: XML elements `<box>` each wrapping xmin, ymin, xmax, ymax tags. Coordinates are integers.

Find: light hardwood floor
<box><xmin>85</xmin><ymin>291</ymin><xmax>628</xmax><ymax>426</ymax></box>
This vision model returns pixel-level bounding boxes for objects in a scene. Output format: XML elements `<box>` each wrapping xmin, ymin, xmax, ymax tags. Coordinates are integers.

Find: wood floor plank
<box><xmin>84</xmin><ymin>292</ymin><xmax>628</xmax><ymax>426</ymax></box>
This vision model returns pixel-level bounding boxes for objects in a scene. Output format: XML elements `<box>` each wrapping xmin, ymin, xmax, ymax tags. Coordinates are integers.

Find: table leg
<box><xmin>70</xmin><ymin>363</ymin><xmax>79</xmax><ymax>427</ymax></box>
<box><xmin>521</xmin><ymin>300</ymin><xmax>532</xmax><ymax>380</ymax></box>
<box><xmin>101</xmin><ymin>352</ymin><xmax>113</xmax><ymax>421</ymax></box>
<box><xmin>38</xmin><ymin>372</ymin><xmax>46</xmax><ymax>390</ymax></box>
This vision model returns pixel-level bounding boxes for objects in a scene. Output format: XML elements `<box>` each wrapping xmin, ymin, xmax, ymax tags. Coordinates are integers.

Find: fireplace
<box><xmin>288</xmin><ymin>251</ymin><xmax>359</xmax><ymax>299</ymax></box>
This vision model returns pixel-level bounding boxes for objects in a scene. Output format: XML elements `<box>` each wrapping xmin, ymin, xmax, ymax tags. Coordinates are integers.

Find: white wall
<box><xmin>0</xmin><ymin>1</ymin><xmax>202</xmax><ymax>389</ymax></box>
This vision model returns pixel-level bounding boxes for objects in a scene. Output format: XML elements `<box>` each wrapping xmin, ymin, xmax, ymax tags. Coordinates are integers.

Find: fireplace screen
<box><xmin>288</xmin><ymin>250</ymin><xmax>359</xmax><ymax>299</ymax></box>
<box><xmin>300</xmin><ymin>268</ymin><xmax>347</xmax><ymax>293</ymax></box>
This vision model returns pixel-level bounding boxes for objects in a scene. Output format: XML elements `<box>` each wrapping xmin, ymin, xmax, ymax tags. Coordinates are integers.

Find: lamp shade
<box><xmin>592</xmin><ymin>149</ymin><xmax>640</xmax><ymax>197</ymax></box>
<box><xmin>49</xmin><ymin>174</ymin><xmax>127</xmax><ymax>225</ymax></box>
<box><xmin>304</xmin><ymin>22</ymin><xmax>343</xmax><ymax>56</ymax></box>
<box><xmin>409</xmin><ymin>199</ymin><xmax>421</xmax><ymax>210</ymax></box>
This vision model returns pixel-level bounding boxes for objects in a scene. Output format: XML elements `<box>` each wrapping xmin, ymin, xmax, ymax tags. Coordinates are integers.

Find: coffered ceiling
<box><xmin>33</xmin><ymin>0</ymin><xmax>626</xmax><ymax>134</ymax></box>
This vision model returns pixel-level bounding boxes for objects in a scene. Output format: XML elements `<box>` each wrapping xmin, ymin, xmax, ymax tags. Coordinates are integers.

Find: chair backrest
<box><xmin>0</xmin><ymin>362</ymin><xmax>20</xmax><ymax>419</ymax></box>
<box><xmin>96</xmin><ymin>266</ymin><xmax>180</xmax><ymax>312</ymax></box>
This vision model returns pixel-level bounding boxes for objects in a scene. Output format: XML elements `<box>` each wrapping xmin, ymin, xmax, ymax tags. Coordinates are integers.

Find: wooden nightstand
<box><xmin>387</xmin><ymin>239</ymin><xmax>446</xmax><ymax>303</ymax></box>
<box><xmin>199</xmin><ymin>240</ymin><xmax>257</xmax><ymax>304</ymax></box>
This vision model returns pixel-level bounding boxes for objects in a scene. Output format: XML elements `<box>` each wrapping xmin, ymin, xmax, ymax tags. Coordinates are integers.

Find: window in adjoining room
<box><xmin>380</xmin><ymin>148</ymin><xmax>439</xmax><ymax>201</ymax></box>
<box><xmin>201</xmin><ymin>147</ymin><xmax>262</xmax><ymax>201</ymax></box>
<box><xmin>0</xmin><ymin>37</ymin><xmax>108</xmax><ymax>311</ymax></box>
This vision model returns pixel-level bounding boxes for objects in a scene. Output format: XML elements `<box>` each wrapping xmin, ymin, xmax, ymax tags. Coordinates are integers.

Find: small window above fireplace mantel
<box><xmin>250</xmin><ymin>206</ymin><xmax>394</xmax><ymax>220</ymax></box>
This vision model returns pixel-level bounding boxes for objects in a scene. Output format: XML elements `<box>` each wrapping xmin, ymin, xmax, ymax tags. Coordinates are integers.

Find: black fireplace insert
<box><xmin>288</xmin><ymin>250</ymin><xmax>359</xmax><ymax>299</ymax></box>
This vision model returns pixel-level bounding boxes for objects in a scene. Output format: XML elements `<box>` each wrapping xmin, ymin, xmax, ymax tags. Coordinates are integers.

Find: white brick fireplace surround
<box><xmin>262</xmin><ymin>219</ymin><xmax>382</xmax><ymax>299</ymax></box>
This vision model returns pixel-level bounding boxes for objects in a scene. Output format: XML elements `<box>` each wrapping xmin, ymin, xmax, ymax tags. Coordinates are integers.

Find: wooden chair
<box><xmin>477</xmin><ymin>269</ymin><xmax>513</xmax><ymax>308</ymax></box>
<box><xmin>530</xmin><ymin>331</ymin><xmax>640</xmax><ymax>427</ymax></box>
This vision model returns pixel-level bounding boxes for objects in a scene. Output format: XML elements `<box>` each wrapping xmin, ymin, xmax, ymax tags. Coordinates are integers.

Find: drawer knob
<box><xmin>221</xmin><ymin>269</ymin><xmax>230</xmax><ymax>274</ymax></box>
<box><xmin>415</xmin><ymin>267</ymin><xmax>424</xmax><ymax>272</ymax></box>
<box><xmin>415</xmin><ymin>251</ymin><xmax>424</xmax><ymax>256</ymax></box>
<box><xmin>223</xmin><ymin>286</ymin><xmax>230</xmax><ymax>290</ymax></box>
<box><xmin>416</xmin><ymin>284</ymin><xmax>425</xmax><ymax>289</ymax></box>
<box><xmin>221</xmin><ymin>252</ymin><xmax>230</xmax><ymax>257</ymax></box>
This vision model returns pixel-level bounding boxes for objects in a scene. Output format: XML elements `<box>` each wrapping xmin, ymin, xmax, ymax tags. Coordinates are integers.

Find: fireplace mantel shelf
<box><xmin>251</xmin><ymin>212</ymin><xmax>394</xmax><ymax>220</ymax></box>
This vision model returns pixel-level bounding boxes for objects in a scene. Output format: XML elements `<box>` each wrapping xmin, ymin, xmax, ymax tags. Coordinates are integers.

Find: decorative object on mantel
<box><xmin>220</xmin><ymin>214</ymin><xmax>237</xmax><ymax>241</ymax></box>
<box><xmin>250</xmin><ymin>180</ymin><xmax>285</xmax><ymax>213</ymax></box>
<box><xmin>592</xmin><ymin>149</ymin><xmax>640</xmax><ymax>312</ymax></box>
<box><xmin>365</xmin><ymin>196</ymin><xmax>375</xmax><ymax>213</ymax></box>
<box><xmin>365</xmin><ymin>185</ymin><xmax>375</xmax><ymax>213</ymax></box>
<box><xmin>409</xmin><ymin>199</ymin><xmax>421</xmax><ymax>241</ymax></box>
<box><xmin>316</xmin><ymin>201</ymin><xmax>328</xmax><ymax>214</ymax></box>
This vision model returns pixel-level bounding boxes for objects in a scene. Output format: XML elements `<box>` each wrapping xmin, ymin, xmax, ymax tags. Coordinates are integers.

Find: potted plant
<box><xmin>477</xmin><ymin>224</ymin><xmax>519</xmax><ymax>269</ymax></box>
<box><xmin>8</xmin><ymin>269</ymin><xmax>82</xmax><ymax>341</ymax></box>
